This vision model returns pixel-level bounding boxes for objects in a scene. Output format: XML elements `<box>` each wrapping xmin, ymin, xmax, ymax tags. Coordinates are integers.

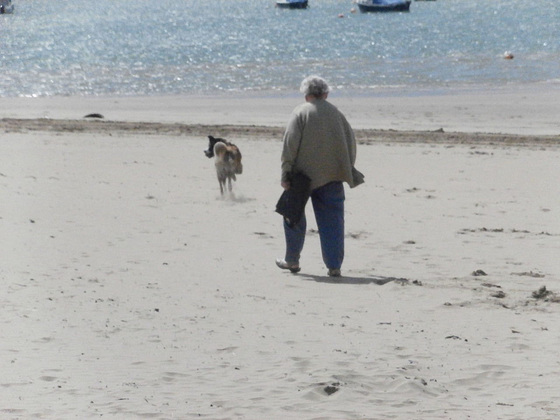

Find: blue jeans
<box><xmin>283</xmin><ymin>182</ymin><xmax>345</xmax><ymax>270</ymax></box>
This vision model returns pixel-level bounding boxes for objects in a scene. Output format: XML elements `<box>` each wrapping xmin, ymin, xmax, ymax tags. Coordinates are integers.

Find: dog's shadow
<box><xmin>298</xmin><ymin>274</ymin><xmax>410</xmax><ymax>285</ymax></box>
<box><xmin>219</xmin><ymin>192</ymin><xmax>255</xmax><ymax>203</ymax></box>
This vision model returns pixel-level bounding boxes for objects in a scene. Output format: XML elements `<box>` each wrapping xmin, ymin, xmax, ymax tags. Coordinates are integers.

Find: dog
<box><xmin>204</xmin><ymin>135</ymin><xmax>243</xmax><ymax>195</ymax></box>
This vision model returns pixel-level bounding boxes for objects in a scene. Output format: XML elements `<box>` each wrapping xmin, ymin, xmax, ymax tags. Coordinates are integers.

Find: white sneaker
<box><xmin>276</xmin><ymin>258</ymin><xmax>301</xmax><ymax>273</ymax></box>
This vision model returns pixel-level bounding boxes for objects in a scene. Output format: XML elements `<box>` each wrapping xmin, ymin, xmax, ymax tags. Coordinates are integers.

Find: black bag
<box><xmin>352</xmin><ymin>167</ymin><xmax>365</xmax><ymax>187</ymax></box>
<box><xmin>275</xmin><ymin>171</ymin><xmax>311</xmax><ymax>227</ymax></box>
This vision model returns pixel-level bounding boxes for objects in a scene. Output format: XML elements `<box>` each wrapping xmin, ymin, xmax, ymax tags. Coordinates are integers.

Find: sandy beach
<box><xmin>1</xmin><ymin>90</ymin><xmax>560</xmax><ymax>419</ymax></box>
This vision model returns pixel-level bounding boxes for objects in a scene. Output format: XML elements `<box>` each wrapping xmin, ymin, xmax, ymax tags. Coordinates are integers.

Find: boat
<box><xmin>276</xmin><ymin>0</ymin><xmax>308</xmax><ymax>9</ymax></box>
<box><xmin>357</xmin><ymin>0</ymin><xmax>411</xmax><ymax>12</ymax></box>
<box><xmin>0</xmin><ymin>0</ymin><xmax>14</xmax><ymax>14</ymax></box>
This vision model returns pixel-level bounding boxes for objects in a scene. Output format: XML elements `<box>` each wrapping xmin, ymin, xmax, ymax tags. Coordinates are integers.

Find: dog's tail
<box><xmin>214</xmin><ymin>142</ymin><xmax>236</xmax><ymax>161</ymax></box>
<box><xmin>214</xmin><ymin>142</ymin><xmax>243</xmax><ymax>174</ymax></box>
<box><xmin>213</xmin><ymin>141</ymin><xmax>227</xmax><ymax>156</ymax></box>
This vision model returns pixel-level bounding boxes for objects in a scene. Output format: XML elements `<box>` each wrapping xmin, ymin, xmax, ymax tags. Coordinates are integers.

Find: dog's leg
<box><xmin>218</xmin><ymin>175</ymin><xmax>224</xmax><ymax>195</ymax></box>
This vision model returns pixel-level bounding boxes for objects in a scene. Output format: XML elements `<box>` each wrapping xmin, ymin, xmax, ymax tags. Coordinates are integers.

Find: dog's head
<box><xmin>204</xmin><ymin>135</ymin><xmax>226</xmax><ymax>158</ymax></box>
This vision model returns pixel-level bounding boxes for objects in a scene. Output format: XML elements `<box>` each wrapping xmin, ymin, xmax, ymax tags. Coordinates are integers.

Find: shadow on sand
<box><xmin>298</xmin><ymin>274</ymin><xmax>409</xmax><ymax>286</ymax></box>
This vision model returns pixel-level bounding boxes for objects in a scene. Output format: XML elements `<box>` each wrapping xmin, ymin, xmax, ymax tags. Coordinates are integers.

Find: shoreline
<box><xmin>1</xmin><ymin>85</ymin><xmax>559</xmax><ymax>136</ymax></box>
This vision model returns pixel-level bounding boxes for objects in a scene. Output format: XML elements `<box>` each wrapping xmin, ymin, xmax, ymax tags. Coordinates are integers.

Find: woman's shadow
<box><xmin>298</xmin><ymin>273</ymin><xmax>410</xmax><ymax>285</ymax></box>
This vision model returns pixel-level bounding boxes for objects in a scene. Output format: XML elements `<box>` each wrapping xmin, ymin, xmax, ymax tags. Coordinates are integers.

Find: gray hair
<box><xmin>299</xmin><ymin>76</ymin><xmax>330</xmax><ymax>98</ymax></box>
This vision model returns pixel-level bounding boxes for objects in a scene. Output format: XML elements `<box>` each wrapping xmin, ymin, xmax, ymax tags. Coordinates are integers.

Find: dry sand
<box><xmin>1</xmin><ymin>91</ymin><xmax>560</xmax><ymax>419</ymax></box>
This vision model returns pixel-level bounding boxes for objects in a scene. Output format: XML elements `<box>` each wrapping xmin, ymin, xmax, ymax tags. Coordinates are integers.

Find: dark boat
<box><xmin>276</xmin><ymin>0</ymin><xmax>308</xmax><ymax>9</ymax></box>
<box><xmin>357</xmin><ymin>0</ymin><xmax>411</xmax><ymax>12</ymax></box>
<box><xmin>1</xmin><ymin>0</ymin><xmax>14</xmax><ymax>14</ymax></box>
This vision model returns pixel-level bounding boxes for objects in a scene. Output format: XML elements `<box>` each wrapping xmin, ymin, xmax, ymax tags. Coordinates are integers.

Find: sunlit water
<box><xmin>1</xmin><ymin>0</ymin><xmax>558</xmax><ymax>97</ymax></box>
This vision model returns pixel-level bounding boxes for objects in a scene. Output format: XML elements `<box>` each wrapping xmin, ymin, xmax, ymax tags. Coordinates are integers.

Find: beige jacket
<box><xmin>281</xmin><ymin>99</ymin><xmax>357</xmax><ymax>191</ymax></box>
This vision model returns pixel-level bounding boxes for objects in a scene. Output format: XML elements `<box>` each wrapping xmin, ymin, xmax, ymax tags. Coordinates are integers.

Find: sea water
<box><xmin>0</xmin><ymin>0</ymin><xmax>558</xmax><ymax>98</ymax></box>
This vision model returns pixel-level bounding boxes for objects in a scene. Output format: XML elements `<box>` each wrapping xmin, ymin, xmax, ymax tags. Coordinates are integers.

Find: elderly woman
<box><xmin>276</xmin><ymin>76</ymin><xmax>361</xmax><ymax>277</ymax></box>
